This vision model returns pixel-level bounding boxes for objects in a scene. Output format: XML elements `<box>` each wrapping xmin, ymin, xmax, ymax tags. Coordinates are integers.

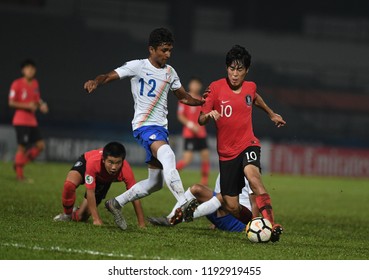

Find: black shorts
<box><xmin>70</xmin><ymin>154</ymin><xmax>112</xmax><ymax>206</ymax></box>
<box><xmin>184</xmin><ymin>137</ymin><xmax>208</xmax><ymax>152</ymax></box>
<box><xmin>219</xmin><ymin>146</ymin><xmax>261</xmax><ymax>196</ymax></box>
<box><xmin>15</xmin><ymin>126</ymin><xmax>43</xmax><ymax>146</ymax></box>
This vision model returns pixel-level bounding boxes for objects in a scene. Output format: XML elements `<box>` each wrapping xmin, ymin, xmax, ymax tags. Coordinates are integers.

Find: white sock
<box><xmin>193</xmin><ymin>196</ymin><xmax>221</xmax><ymax>219</ymax></box>
<box><xmin>157</xmin><ymin>144</ymin><xmax>186</xmax><ymax>205</ymax></box>
<box><xmin>167</xmin><ymin>188</ymin><xmax>195</xmax><ymax>219</ymax></box>
<box><xmin>115</xmin><ymin>168</ymin><xmax>163</xmax><ymax>207</ymax></box>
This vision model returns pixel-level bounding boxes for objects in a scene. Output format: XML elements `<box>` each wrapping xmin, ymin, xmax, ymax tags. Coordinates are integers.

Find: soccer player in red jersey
<box><xmin>8</xmin><ymin>59</ymin><xmax>49</xmax><ymax>181</ymax></box>
<box><xmin>198</xmin><ymin>45</ymin><xmax>286</xmax><ymax>242</ymax></box>
<box><xmin>176</xmin><ymin>77</ymin><xmax>210</xmax><ymax>185</ymax></box>
<box><xmin>53</xmin><ymin>142</ymin><xmax>145</xmax><ymax>228</ymax></box>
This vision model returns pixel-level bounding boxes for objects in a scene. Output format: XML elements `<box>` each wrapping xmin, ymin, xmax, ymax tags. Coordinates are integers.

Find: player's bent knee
<box><xmin>190</xmin><ymin>184</ymin><xmax>204</xmax><ymax>195</ymax></box>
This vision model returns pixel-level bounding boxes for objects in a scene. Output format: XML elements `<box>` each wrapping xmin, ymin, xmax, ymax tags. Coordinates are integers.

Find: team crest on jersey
<box><xmin>245</xmin><ymin>95</ymin><xmax>252</xmax><ymax>106</ymax></box>
<box><xmin>149</xmin><ymin>134</ymin><xmax>157</xmax><ymax>140</ymax></box>
<box><xmin>74</xmin><ymin>161</ymin><xmax>83</xmax><ymax>167</ymax></box>
<box><xmin>85</xmin><ymin>175</ymin><xmax>94</xmax><ymax>184</ymax></box>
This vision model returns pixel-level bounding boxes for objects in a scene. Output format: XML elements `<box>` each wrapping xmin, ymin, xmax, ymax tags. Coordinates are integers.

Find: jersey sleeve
<box><xmin>201</xmin><ymin>83</ymin><xmax>216</xmax><ymax>114</ymax></box>
<box><xmin>114</xmin><ymin>60</ymin><xmax>141</xmax><ymax>79</ymax></box>
<box><xmin>84</xmin><ymin>160</ymin><xmax>96</xmax><ymax>190</ymax></box>
<box><xmin>34</xmin><ymin>80</ymin><xmax>41</xmax><ymax>102</ymax></box>
<box><xmin>122</xmin><ymin>160</ymin><xmax>136</xmax><ymax>190</ymax></box>
<box><xmin>168</xmin><ymin>66</ymin><xmax>182</xmax><ymax>91</ymax></box>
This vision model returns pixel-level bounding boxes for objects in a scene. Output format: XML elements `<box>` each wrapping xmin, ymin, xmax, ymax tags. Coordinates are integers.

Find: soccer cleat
<box><xmin>104</xmin><ymin>198</ymin><xmax>127</xmax><ymax>230</ymax></box>
<box><xmin>147</xmin><ymin>216</ymin><xmax>172</xmax><ymax>227</ymax></box>
<box><xmin>181</xmin><ymin>198</ymin><xmax>199</xmax><ymax>222</ymax></box>
<box><xmin>53</xmin><ymin>213</ymin><xmax>72</xmax><ymax>222</ymax></box>
<box><xmin>270</xmin><ymin>224</ymin><xmax>283</xmax><ymax>242</ymax></box>
<box><xmin>169</xmin><ymin>207</ymin><xmax>183</xmax><ymax>225</ymax></box>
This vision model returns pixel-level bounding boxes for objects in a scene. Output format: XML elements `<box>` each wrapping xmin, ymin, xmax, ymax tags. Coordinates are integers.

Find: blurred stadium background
<box><xmin>1</xmin><ymin>0</ymin><xmax>369</xmax><ymax>177</ymax></box>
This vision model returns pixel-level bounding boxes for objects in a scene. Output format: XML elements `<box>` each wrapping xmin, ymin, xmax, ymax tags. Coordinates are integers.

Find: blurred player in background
<box><xmin>84</xmin><ymin>27</ymin><xmax>204</xmax><ymax>230</ymax></box>
<box><xmin>176</xmin><ymin>77</ymin><xmax>210</xmax><ymax>186</ymax></box>
<box><xmin>53</xmin><ymin>142</ymin><xmax>145</xmax><ymax>227</ymax></box>
<box><xmin>8</xmin><ymin>59</ymin><xmax>49</xmax><ymax>182</ymax></box>
<box><xmin>148</xmin><ymin>174</ymin><xmax>258</xmax><ymax>232</ymax></box>
<box><xmin>198</xmin><ymin>45</ymin><xmax>286</xmax><ymax>242</ymax></box>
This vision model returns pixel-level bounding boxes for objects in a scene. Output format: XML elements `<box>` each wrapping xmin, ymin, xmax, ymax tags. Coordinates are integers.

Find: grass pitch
<box><xmin>0</xmin><ymin>161</ymin><xmax>368</xmax><ymax>260</ymax></box>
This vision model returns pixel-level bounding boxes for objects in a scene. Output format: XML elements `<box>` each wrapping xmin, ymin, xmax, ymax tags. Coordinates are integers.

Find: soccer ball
<box><xmin>245</xmin><ymin>217</ymin><xmax>272</xmax><ymax>243</ymax></box>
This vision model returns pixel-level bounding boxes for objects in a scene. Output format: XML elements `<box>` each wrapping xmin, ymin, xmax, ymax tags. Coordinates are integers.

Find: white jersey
<box><xmin>114</xmin><ymin>59</ymin><xmax>182</xmax><ymax>131</ymax></box>
<box><xmin>214</xmin><ymin>174</ymin><xmax>253</xmax><ymax>210</ymax></box>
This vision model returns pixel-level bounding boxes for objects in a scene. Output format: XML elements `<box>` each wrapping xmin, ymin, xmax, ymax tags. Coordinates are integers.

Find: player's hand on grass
<box><xmin>93</xmin><ymin>218</ymin><xmax>103</xmax><ymax>226</ymax></box>
<box><xmin>84</xmin><ymin>80</ymin><xmax>98</xmax><ymax>93</ymax></box>
<box><xmin>270</xmin><ymin>113</ymin><xmax>286</xmax><ymax>128</ymax></box>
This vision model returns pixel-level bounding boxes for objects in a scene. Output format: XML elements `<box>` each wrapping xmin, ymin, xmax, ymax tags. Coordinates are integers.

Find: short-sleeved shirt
<box><xmin>9</xmin><ymin>77</ymin><xmax>40</xmax><ymax>126</ymax></box>
<box><xmin>114</xmin><ymin>59</ymin><xmax>182</xmax><ymax>131</ymax></box>
<box><xmin>177</xmin><ymin>102</ymin><xmax>207</xmax><ymax>138</ymax></box>
<box><xmin>84</xmin><ymin>148</ymin><xmax>136</xmax><ymax>190</ymax></box>
<box><xmin>201</xmin><ymin>78</ymin><xmax>260</xmax><ymax>161</ymax></box>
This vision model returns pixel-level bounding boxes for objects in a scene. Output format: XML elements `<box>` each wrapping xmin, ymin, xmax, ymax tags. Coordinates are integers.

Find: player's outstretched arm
<box><xmin>84</xmin><ymin>71</ymin><xmax>120</xmax><ymax>93</ymax></box>
<box><xmin>86</xmin><ymin>188</ymin><xmax>103</xmax><ymax>226</ymax></box>
<box><xmin>131</xmin><ymin>200</ymin><xmax>146</xmax><ymax>228</ymax></box>
<box><xmin>254</xmin><ymin>93</ymin><xmax>286</xmax><ymax>128</ymax></box>
<box><xmin>173</xmin><ymin>86</ymin><xmax>205</xmax><ymax>106</ymax></box>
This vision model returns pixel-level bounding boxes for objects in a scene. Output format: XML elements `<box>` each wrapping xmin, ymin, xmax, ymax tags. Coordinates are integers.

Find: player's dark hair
<box><xmin>103</xmin><ymin>142</ymin><xmax>126</xmax><ymax>160</ymax></box>
<box><xmin>148</xmin><ymin>27</ymin><xmax>174</xmax><ymax>49</ymax></box>
<box><xmin>20</xmin><ymin>59</ymin><xmax>36</xmax><ymax>69</ymax></box>
<box><xmin>225</xmin><ymin>45</ymin><xmax>251</xmax><ymax>69</ymax></box>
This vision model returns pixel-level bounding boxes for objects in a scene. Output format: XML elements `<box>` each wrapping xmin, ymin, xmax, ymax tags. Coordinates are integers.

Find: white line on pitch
<box><xmin>1</xmin><ymin>242</ymin><xmax>166</xmax><ymax>260</ymax></box>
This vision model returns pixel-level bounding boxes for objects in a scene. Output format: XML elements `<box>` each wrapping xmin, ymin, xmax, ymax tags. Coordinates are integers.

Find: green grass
<box><xmin>0</xmin><ymin>161</ymin><xmax>368</xmax><ymax>260</ymax></box>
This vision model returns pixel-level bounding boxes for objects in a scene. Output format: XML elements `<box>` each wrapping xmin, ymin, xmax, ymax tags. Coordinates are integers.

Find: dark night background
<box><xmin>1</xmin><ymin>0</ymin><xmax>369</xmax><ymax>150</ymax></box>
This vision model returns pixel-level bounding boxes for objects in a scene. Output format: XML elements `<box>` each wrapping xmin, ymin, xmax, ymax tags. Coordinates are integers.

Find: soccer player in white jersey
<box><xmin>148</xmin><ymin>174</ymin><xmax>258</xmax><ymax>232</ymax></box>
<box><xmin>84</xmin><ymin>27</ymin><xmax>204</xmax><ymax>230</ymax></box>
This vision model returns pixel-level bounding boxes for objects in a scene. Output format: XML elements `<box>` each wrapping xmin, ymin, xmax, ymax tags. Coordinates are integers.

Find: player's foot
<box><xmin>270</xmin><ymin>224</ymin><xmax>283</xmax><ymax>242</ymax></box>
<box><xmin>53</xmin><ymin>213</ymin><xmax>72</xmax><ymax>222</ymax></box>
<box><xmin>105</xmin><ymin>198</ymin><xmax>127</xmax><ymax>230</ymax></box>
<box><xmin>16</xmin><ymin>176</ymin><xmax>34</xmax><ymax>184</ymax></box>
<box><xmin>147</xmin><ymin>216</ymin><xmax>172</xmax><ymax>227</ymax></box>
<box><xmin>181</xmin><ymin>198</ymin><xmax>199</xmax><ymax>222</ymax></box>
<box><xmin>169</xmin><ymin>207</ymin><xmax>183</xmax><ymax>225</ymax></box>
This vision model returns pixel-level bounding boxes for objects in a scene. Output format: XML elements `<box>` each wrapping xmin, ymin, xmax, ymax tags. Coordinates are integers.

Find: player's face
<box><xmin>226</xmin><ymin>61</ymin><xmax>248</xmax><ymax>89</ymax></box>
<box><xmin>188</xmin><ymin>80</ymin><xmax>202</xmax><ymax>97</ymax></box>
<box><xmin>103</xmin><ymin>156</ymin><xmax>123</xmax><ymax>175</ymax></box>
<box><xmin>149</xmin><ymin>43</ymin><xmax>173</xmax><ymax>68</ymax></box>
<box><xmin>22</xmin><ymin>65</ymin><xmax>36</xmax><ymax>80</ymax></box>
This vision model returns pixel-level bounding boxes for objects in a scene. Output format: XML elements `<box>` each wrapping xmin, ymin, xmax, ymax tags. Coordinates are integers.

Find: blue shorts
<box><xmin>133</xmin><ymin>125</ymin><xmax>169</xmax><ymax>163</ymax></box>
<box><xmin>206</xmin><ymin>192</ymin><xmax>246</xmax><ymax>232</ymax></box>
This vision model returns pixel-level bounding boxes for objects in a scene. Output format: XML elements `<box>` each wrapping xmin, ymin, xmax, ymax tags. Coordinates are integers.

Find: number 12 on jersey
<box><xmin>139</xmin><ymin>78</ymin><xmax>156</xmax><ymax>97</ymax></box>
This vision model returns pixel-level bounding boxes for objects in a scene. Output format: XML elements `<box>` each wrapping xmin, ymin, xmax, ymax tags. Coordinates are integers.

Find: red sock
<box><xmin>255</xmin><ymin>193</ymin><xmax>275</xmax><ymax>225</ymax></box>
<box><xmin>62</xmin><ymin>181</ymin><xmax>77</xmax><ymax>215</ymax></box>
<box><xmin>176</xmin><ymin>160</ymin><xmax>186</xmax><ymax>170</ymax></box>
<box><xmin>26</xmin><ymin>147</ymin><xmax>41</xmax><ymax>161</ymax></box>
<box><xmin>237</xmin><ymin>205</ymin><xmax>253</xmax><ymax>224</ymax></box>
<box><xmin>15</xmin><ymin>151</ymin><xmax>28</xmax><ymax>179</ymax></box>
<box><xmin>200</xmin><ymin>161</ymin><xmax>210</xmax><ymax>185</ymax></box>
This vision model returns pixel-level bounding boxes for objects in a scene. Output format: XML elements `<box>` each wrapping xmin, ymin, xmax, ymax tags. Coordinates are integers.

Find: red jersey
<box><xmin>177</xmin><ymin>102</ymin><xmax>207</xmax><ymax>138</ymax></box>
<box><xmin>201</xmin><ymin>78</ymin><xmax>260</xmax><ymax>161</ymax></box>
<box><xmin>9</xmin><ymin>77</ymin><xmax>40</xmax><ymax>126</ymax></box>
<box><xmin>84</xmin><ymin>148</ymin><xmax>136</xmax><ymax>190</ymax></box>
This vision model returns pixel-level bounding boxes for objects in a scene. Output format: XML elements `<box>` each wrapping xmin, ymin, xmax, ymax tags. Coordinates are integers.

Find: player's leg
<box><xmin>13</xmin><ymin>126</ymin><xmax>30</xmax><ymax>180</ymax></box>
<box><xmin>54</xmin><ymin>156</ymin><xmax>85</xmax><ymax>221</ymax></box>
<box><xmin>176</xmin><ymin>150</ymin><xmax>193</xmax><ymax>170</ymax></box>
<box><xmin>25</xmin><ymin>139</ymin><xmax>45</xmax><ymax>162</ymax></box>
<box><xmin>199</xmin><ymin>147</ymin><xmax>210</xmax><ymax>186</ymax></box>
<box><xmin>151</xmin><ymin>141</ymin><xmax>187</xmax><ymax>203</ymax></box>
<box><xmin>114</xmin><ymin>167</ymin><xmax>163</xmax><ymax>207</ymax></box>
<box><xmin>219</xmin><ymin>155</ymin><xmax>253</xmax><ymax>224</ymax></box>
<box><xmin>106</xmin><ymin>167</ymin><xmax>163</xmax><ymax>229</ymax></box>
<box><xmin>243</xmin><ymin>146</ymin><xmax>283</xmax><ymax>242</ymax></box>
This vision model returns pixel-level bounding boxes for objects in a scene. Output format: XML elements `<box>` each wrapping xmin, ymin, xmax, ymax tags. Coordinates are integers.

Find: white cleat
<box><xmin>53</xmin><ymin>213</ymin><xmax>72</xmax><ymax>222</ymax></box>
